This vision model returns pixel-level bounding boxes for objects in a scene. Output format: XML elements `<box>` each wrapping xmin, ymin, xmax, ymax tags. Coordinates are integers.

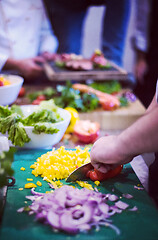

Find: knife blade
<box><xmin>66</xmin><ymin>162</ymin><xmax>93</xmax><ymax>182</ymax></box>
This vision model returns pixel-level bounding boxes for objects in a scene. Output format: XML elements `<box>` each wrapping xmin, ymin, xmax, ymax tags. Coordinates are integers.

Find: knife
<box><xmin>66</xmin><ymin>162</ymin><xmax>93</xmax><ymax>182</ymax></box>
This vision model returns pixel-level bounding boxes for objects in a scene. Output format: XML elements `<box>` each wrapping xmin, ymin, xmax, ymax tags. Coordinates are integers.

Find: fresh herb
<box><xmin>55</xmin><ymin>61</ymin><xmax>66</xmax><ymax>68</ymax></box>
<box><xmin>32</xmin><ymin>123</ymin><xmax>59</xmax><ymax>134</ymax></box>
<box><xmin>119</xmin><ymin>96</ymin><xmax>128</xmax><ymax>107</ymax></box>
<box><xmin>10</xmin><ymin>104</ymin><xmax>24</xmax><ymax>117</ymax></box>
<box><xmin>23</xmin><ymin>109</ymin><xmax>62</xmax><ymax>126</ymax></box>
<box><xmin>8</xmin><ymin>122</ymin><xmax>30</xmax><ymax>147</ymax></box>
<box><xmin>54</xmin><ymin>82</ymin><xmax>99</xmax><ymax>112</ymax></box>
<box><xmin>90</xmin><ymin>80</ymin><xmax>122</xmax><ymax>94</ymax></box>
<box><xmin>28</xmin><ymin>87</ymin><xmax>56</xmax><ymax>101</ymax></box>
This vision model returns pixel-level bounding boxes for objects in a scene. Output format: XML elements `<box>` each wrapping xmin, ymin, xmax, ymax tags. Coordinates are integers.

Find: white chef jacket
<box><xmin>0</xmin><ymin>0</ymin><xmax>58</xmax><ymax>71</ymax></box>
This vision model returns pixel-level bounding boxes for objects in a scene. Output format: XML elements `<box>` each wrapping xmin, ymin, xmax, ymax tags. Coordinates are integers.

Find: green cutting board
<box><xmin>0</xmin><ymin>149</ymin><xmax>158</xmax><ymax>240</ymax></box>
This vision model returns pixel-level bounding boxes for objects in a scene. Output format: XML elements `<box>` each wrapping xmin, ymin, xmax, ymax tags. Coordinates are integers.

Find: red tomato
<box><xmin>18</xmin><ymin>87</ymin><xmax>25</xmax><ymax>97</ymax></box>
<box><xmin>89</xmin><ymin>170</ymin><xmax>99</xmax><ymax>181</ymax></box>
<box><xmin>73</xmin><ymin>120</ymin><xmax>100</xmax><ymax>144</ymax></box>
<box><xmin>90</xmin><ymin>51</ymin><xmax>104</xmax><ymax>62</ymax></box>
<box><xmin>0</xmin><ymin>81</ymin><xmax>4</xmax><ymax>86</ymax></box>
<box><xmin>89</xmin><ymin>165</ymin><xmax>123</xmax><ymax>182</ymax></box>
<box><xmin>100</xmin><ymin>101</ymin><xmax>117</xmax><ymax>111</ymax></box>
<box><xmin>86</xmin><ymin>170</ymin><xmax>91</xmax><ymax>179</ymax></box>
<box><xmin>32</xmin><ymin>99</ymin><xmax>41</xmax><ymax>105</ymax></box>
<box><xmin>36</xmin><ymin>95</ymin><xmax>46</xmax><ymax>101</ymax></box>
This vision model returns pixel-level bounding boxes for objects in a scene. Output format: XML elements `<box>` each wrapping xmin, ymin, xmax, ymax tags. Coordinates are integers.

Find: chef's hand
<box><xmin>17</xmin><ymin>56</ymin><xmax>45</xmax><ymax>79</ymax></box>
<box><xmin>41</xmin><ymin>51</ymin><xmax>56</xmax><ymax>61</ymax></box>
<box><xmin>90</xmin><ymin>135</ymin><xmax>133</xmax><ymax>173</ymax></box>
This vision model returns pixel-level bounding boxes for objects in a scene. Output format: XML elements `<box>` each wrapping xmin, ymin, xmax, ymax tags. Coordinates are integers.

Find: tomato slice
<box><xmin>32</xmin><ymin>99</ymin><xmax>41</xmax><ymax>105</ymax></box>
<box><xmin>36</xmin><ymin>95</ymin><xmax>46</xmax><ymax>101</ymax></box>
<box><xmin>18</xmin><ymin>87</ymin><xmax>25</xmax><ymax>97</ymax></box>
<box><xmin>73</xmin><ymin>120</ymin><xmax>100</xmax><ymax>144</ymax></box>
<box><xmin>100</xmin><ymin>101</ymin><xmax>117</xmax><ymax>111</ymax></box>
<box><xmin>89</xmin><ymin>165</ymin><xmax>123</xmax><ymax>182</ymax></box>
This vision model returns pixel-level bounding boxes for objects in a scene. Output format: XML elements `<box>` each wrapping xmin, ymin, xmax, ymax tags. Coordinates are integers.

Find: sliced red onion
<box><xmin>19</xmin><ymin>185</ymin><xmax>136</xmax><ymax>235</ymax></box>
<box><xmin>78</xmin><ymin>223</ymin><xmax>91</xmax><ymax>232</ymax></box>
<box><xmin>115</xmin><ymin>200</ymin><xmax>129</xmax><ymax>210</ymax></box>
<box><xmin>128</xmin><ymin>206</ymin><xmax>138</xmax><ymax>212</ymax></box>
<box><xmin>17</xmin><ymin>207</ymin><xmax>24</xmax><ymax>213</ymax></box>
<box><xmin>48</xmin><ymin>183</ymin><xmax>55</xmax><ymax>189</ymax></box>
<box><xmin>28</xmin><ymin>211</ymin><xmax>34</xmax><ymax>215</ymax></box>
<box><xmin>47</xmin><ymin>211</ymin><xmax>60</xmax><ymax>229</ymax></box>
<box><xmin>122</xmin><ymin>193</ymin><xmax>133</xmax><ymax>199</ymax></box>
<box><xmin>31</xmin><ymin>188</ymin><xmax>45</xmax><ymax>196</ymax></box>
<box><xmin>30</xmin><ymin>203</ymin><xmax>40</xmax><ymax>212</ymax></box>
<box><xmin>134</xmin><ymin>185</ymin><xmax>144</xmax><ymax>190</ymax></box>
<box><xmin>59</xmin><ymin>204</ymin><xmax>94</xmax><ymax>233</ymax></box>
<box><xmin>98</xmin><ymin>202</ymin><xmax>110</xmax><ymax>215</ymax></box>
<box><xmin>106</xmin><ymin>223</ymin><xmax>121</xmax><ymax>235</ymax></box>
<box><xmin>108</xmin><ymin>194</ymin><xmax>119</xmax><ymax>202</ymax></box>
<box><xmin>109</xmin><ymin>206</ymin><xmax>122</xmax><ymax>214</ymax></box>
<box><xmin>94</xmin><ymin>187</ymin><xmax>99</xmax><ymax>192</ymax></box>
<box><xmin>26</xmin><ymin>195</ymin><xmax>41</xmax><ymax>201</ymax></box>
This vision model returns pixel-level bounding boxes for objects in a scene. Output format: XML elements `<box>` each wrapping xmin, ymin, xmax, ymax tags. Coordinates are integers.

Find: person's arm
<box><xmin>3</xmin><ymin>57</ymin><xmax>45</xmax><ymax>79</ymax></box>
<box><xmin>90</xmin><ymin>94</ymin><xmax>158</xmax><ymax>172</ymax></box>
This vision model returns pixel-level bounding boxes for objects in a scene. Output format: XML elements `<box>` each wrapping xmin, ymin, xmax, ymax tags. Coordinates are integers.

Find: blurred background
<box><xmin>81</xmin><ymin>0</ymin><xmax>136</xmax><ymax>73</ymax></box>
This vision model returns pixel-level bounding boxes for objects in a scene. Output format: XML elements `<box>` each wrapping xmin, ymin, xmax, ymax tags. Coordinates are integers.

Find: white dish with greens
<box><xmin>0</xmin><ymin>100</ymin><xmax>71</xmax><ymax>149</ymax></box>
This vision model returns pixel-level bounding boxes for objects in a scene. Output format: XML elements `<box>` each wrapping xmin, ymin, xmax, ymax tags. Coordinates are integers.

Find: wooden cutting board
<box><xmin>79</xmin><ymin>100</ymin><xmax>146</xmax><ymax>130</ymax></box>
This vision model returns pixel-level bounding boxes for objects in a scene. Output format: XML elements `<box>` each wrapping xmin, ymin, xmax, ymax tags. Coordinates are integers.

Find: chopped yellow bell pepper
<box><xmin>20</xmin><ymin>167</ymin><xmax>25</xmax><ymax>171</ymax></box>
<box><xmin>24</xmin><ymin>183</ymin><xmax>37</xmax><ymax>189</ymax></box>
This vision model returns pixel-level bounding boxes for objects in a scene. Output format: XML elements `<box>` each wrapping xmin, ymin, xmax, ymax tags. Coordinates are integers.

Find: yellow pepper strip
<box><xmin>36</xmin><ymin>181</ymin><xmax>42</xmax><ymax>186</ymax></box>
<box><xmin>20</xmin><ymin>167</ymin><xmax>25</xmax><ymax>171</ymax></box>
<box><xmin>24</xmin><ymin>183</ymin><xmax>37</xmax><ymax>189</ymax></box>
<box><xmin>55</xmin><ymin>180</ymin><xmax>63</xmax><ymax>187</ymax></box>
<box><xmin>18</xmin><ymin>188</ymin><xmax>23</xmax><ymax>191</ymax></box>
<box><xmin>94</xmin><ymin>181</ymin><xmax>100</xmax><ymax>186</ymax></box>
<box><xmin>64</xmin><ymin>107</ymin><xmax>79</xmax><ymax>133</ymax></box>
<box><xmin>46</xmin><ymin>190</ymin><xmax>54</xmax><ymax>194</ymax></box>
<box><xmin>44</xmin><ymin>177</ymin><xmax>58</xmax><ymax>189</ymax></box>
<box><xmin>27</xmin><ymin>178</ymin><xmax>33</xmax><ymax>181</ymax></box>
<box><xmin>76</xmin><ymin>181</ymin><xmax>94</xmax><ymax>190</ymax></box>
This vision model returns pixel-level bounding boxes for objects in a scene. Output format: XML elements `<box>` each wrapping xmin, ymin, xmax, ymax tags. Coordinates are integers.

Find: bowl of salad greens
<box><xmin>0</xmin><ymin>100</ymin><xmax>71</xmax><ymax>149</ymax></box>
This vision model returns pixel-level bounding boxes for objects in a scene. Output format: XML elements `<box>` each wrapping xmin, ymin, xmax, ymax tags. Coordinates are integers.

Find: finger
<box><xmin>42</xmin><ymin>52</ymin><xmax>54</xmax><ymax>61</ymax></box>
<box><xmin>91</xmin><ymin>162</ymin><xmax>112</xmax><ymax>173</ymax></box>
<box><xmin>98</xmin><ymin>163</ymin><xmax>113</xmax><ymax>172</ymax></box>
<box><xmin>33</xmin><ymin>56</ymin><xmax>45</xmax><ymax>64</ymax></box>
<box><xmin>34</xmin><ymin>64</ymin><xmax>44</xmax><ymax>72</ymax></box>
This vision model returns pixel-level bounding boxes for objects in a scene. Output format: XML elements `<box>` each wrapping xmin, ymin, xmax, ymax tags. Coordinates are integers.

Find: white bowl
<box><xmin>0</xmin><ymin>74</ymin><xmax>24</xmax><ymax>106</ymax></box>
<box><xmin>20</xmin><ymin>105</ymin><xmax>71</xmax><ymax>149</ymax></box>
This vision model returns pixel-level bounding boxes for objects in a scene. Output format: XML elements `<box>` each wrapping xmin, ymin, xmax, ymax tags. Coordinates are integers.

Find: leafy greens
<box><xmin>0</xmin><ymin>100</ymin><xmax>63</xmax><ymax>147</ymax></box>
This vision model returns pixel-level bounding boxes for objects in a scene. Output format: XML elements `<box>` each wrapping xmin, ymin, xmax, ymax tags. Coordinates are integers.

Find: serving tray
<box><xmin>44</xmin><ymin>61</ymin><xmax>129</xmax><ymax>82</ymax></box>
<box><xmin>0</xmin><ymin>149</ymin><xmax>158</xmax><ymax>240</ymax></box>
